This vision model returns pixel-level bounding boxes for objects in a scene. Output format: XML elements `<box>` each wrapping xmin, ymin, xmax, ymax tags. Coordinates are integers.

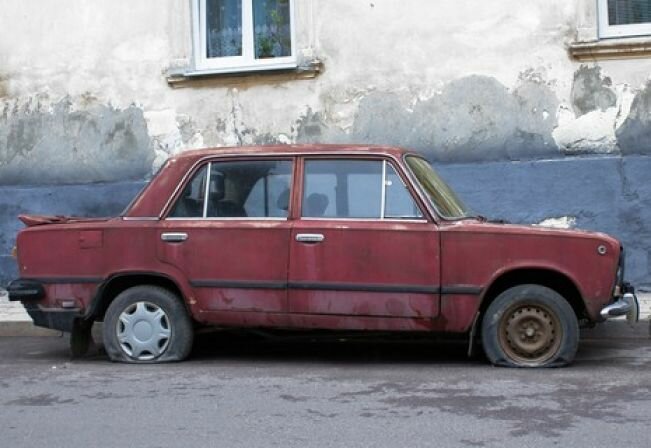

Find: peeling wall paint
<box><xmin>535</xmin><ymin>216</ymin><xmax>577</xmax><ymax>229</ymax></box>
<box><xmin>0</xmin><ymin>98</ymin><xmax>153</xmax><ymax>185</ymax></box>
<box><xmin>296</xmin><ymin>75</ymin><xmax>560</xmax><ymax>163</ymax></box>
<box><xmin>2</xmin><ymin>1</ymin><xmax>650</xmax><ymax>169</ymax></box>
<box><xmin>571</xmin><ymin>66</ymin><xmax>617</xmax><ymax>116</ymax></box>
<box><xmin>616</xmin><ymin>81</ymin><xmax>651</xmax><ymax>156</ymax></box>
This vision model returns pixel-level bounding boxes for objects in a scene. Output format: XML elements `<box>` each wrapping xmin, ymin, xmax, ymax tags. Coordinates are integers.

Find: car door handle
<box><xmin>161</xmin><ymin>232</ymin><xmax>188</xmax><ymax>243</ymax></box>
<box><xmin>295</xmin><ymin>233</ymin><xmax>325</xmax><ymax>243</ymax></box>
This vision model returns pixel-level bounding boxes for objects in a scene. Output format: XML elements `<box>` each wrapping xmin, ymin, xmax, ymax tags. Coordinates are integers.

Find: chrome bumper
<box><xmin>600</xmin><ymin>292</ymin><xmax>640</xmax><ymax>323</ymax></box>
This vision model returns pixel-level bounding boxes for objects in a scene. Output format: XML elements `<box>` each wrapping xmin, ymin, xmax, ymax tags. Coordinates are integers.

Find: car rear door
<box><xmin>287</xmin><ymin>156</ymin><xmax>441</xmax><ymax>330</ymax></box>
<box><xmin>157</xmin><ymin>157</ymin><xmax>294</xmax><ymax>327</ymax></box>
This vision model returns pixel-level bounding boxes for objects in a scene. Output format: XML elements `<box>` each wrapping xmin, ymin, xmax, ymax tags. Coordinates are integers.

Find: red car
<box><xmin>7</xmin><ymin>145</ymin><xmax>639</xmax><ymax>366</ymax></box>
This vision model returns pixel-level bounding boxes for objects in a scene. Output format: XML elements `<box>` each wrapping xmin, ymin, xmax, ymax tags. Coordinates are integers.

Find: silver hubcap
<box><xmin>116</xmin><ymin>301</ymin><xmax>171</xmax><ymax>360</ymax></box>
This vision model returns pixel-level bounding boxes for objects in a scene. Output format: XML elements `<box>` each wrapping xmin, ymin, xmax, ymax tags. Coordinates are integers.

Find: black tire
<box><xmin>481</xmin><ymin>284</ymin><xmax>579</xmax><ymax>368</ymax></box>
<box><xmin>102</xmin><ymin>285</ymin><xmax>194</xmax><ymax>363</ymax></box>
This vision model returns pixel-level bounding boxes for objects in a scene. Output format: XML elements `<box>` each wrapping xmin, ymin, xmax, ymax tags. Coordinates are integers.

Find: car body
<box><xmin>8</xmin><ymin>145</ymin><xmax>639</xmax><ymax>366</ymax></box>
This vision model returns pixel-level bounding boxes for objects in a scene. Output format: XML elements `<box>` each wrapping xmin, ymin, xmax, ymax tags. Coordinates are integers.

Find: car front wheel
<box><xmin>102</xmin><ymin>285</ymin><xmax>194</xmax><ymax>363</ymax></box>
<box><xmin>481</xmin><ymin>284</ymin><xmax>579</xmax><ymax>367</ymax></box>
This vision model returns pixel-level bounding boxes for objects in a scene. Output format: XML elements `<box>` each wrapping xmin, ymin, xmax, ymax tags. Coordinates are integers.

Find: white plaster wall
<box><xmin>2</xmin><ymin>0</ymin><xmax>651</xmax><ymax>170</ymax></box>
<box><xmin>316</xmin><ymin>1</ymin><xmax>574</xmax><ymax>90</ymax></box>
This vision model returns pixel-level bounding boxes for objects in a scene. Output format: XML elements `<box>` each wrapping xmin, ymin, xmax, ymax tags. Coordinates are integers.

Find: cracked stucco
<box><xmin>3</xmin><ymin>64</ymin><xmax>649</xmax><ymax>180</ymax></box>
<box><xmin>294</xmin><ymin>75</ymin><xmax>561</xmax><ymax>163</ymax></box>
<box><xmin>0</xmin><ymin>97</ymin><xmax>153</xmax><ymax>185</ymax></box>
<box><xmin>535</xmin><ymin>216</ymin><xmax>577</xmax><ymax>229</ymax></box>
<box><xmin>4</xmin><ymin>3</ymin><xmax>651</xmax><ymax>175</ymax></box>
<box><xmin>616</xmin><ymin>81</ymin><xmax>651</xmax><ymax>156</ymax></box>
<box><xmin>571</xmin><ymin>66</ymin><xmax>617</xmax><ymax>116</ymax></box>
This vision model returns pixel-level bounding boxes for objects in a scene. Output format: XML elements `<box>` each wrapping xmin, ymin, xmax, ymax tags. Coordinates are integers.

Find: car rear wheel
<box><xmin>481</xmin><ymin>284</ymin><xmax>579</xmax><ymax>367</ymax></box>
<box><xmin>102</xmin><ymin>285</ymin><xmax>194</xmax><ymax>363</ymax></box>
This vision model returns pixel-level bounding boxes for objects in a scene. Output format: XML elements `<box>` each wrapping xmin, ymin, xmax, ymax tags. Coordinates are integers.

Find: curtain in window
<box><xmin>206</xmin><ymin>0</ymin><xmax>242</xmax><ymax>58</ymax></box>
<box><xmin>608</xmin><ymin>0</ymin><xmax>651</xmax><ymax>25</ymax></box>
<box><xmin>253</xmin><ymin>0</ymin><xmax>291</xmax><ymax>59</ymax></box>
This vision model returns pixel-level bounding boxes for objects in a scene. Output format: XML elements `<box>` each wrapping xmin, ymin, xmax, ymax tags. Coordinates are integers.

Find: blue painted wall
<box><xmin>0</xmin><ymin>181</ymin><xmax>145</xmax><ymax>287</ymax></box>
<box><xmin>1</xmin><ymin>154</ymin><xmax>649</xmax><ymax>288</ymax></box>
<box><xmin>438</xmin><ymin>155</ymin><xmax>651</xmax><ymax>287</ymax></box>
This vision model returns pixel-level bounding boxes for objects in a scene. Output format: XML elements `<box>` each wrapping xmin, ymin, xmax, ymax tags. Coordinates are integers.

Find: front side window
<box><xmin>169</xmin><ymin>159</ymin><xmax>292</xmax><ymax>218</ymax></box>
<box><xmin>194</xmin><ymin>0</ymin><xmax>296</xmax><ymax>73</ymax></box>
<box><xmin>302</xmin><ymin>159</ymin><xmax>423</xmax><ymax>220</ymax></box>
<box><xmin>598</xmin><ymin>0</ymin><xmax>651</xmax><ymax>38</ymax></box>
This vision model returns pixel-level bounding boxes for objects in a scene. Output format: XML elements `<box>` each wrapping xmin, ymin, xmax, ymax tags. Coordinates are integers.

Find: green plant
<box><xmin>256</xmin><ymin>35</ymin><xmax>275</xmax><ymax>58</ymax></box>
<box><xmin>255</xmin><ymin>1</ymin><xmax>290</xmax><ymax>58</ymax></box>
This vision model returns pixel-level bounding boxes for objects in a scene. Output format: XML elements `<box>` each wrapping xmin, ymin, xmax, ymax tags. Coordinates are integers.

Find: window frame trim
<box><xmin>597</xmin><ymin>0</ymin><xmax>651</xmax><ymax>38</ymax></box>
<box><xmin>192</xmin><ymin>0</ymin><xmax>297</xmax><ymax>74</ymax></box>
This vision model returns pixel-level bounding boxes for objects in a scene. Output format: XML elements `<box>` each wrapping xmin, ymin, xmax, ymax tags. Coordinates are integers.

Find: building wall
<box><xmin>1</xmin><ymin>0</ymin><xmax>651</xmax><ymax>286</ymax></box>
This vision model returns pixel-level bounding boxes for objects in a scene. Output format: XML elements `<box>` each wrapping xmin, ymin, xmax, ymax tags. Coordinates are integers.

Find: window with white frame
<box><xmin>192</xmin><ymin>0</ymin><xmax>296</xmax><ymax>73</ymax></box>
<box><xmin>598</xmin><ymin>0</ymin><xmax>651</xmax><ymax>38</ymax></box>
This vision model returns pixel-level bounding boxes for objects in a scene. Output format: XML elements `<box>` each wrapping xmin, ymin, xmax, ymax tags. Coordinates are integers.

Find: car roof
<box><xmin>170</xmin><ymin>144</ymin><xmax>414</xmax><ymax>163</ymax></box>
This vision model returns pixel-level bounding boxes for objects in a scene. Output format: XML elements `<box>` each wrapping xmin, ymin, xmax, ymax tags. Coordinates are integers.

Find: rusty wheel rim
<box><xmin>498</xmin><ymin>302</ymin><xmax>562</xmax><ymax>366</ymax></box>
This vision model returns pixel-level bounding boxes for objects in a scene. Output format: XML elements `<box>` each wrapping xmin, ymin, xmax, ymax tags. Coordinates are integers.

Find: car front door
<box><xmin>287</xmin><ymin>157</ymin><xmax>441</xmax><ymax>330</ymax></box>
<box><xmin>157</xmin><ymin>158</ymin><xmax>293</xmax><ymax>327</ymax></box>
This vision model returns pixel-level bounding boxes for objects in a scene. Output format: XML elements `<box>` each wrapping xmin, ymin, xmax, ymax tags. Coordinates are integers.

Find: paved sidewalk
<box><xmin>0</xmin><ymin>288</ymin><xmax>60</xmax><ymax>336</ymax></box>
<box><xmin>641</xmin><ymin>291</ymin><xmax>651</xmax><ymax>317</ymax></box>
<box><xmin>0</xmin><ymin>288</ymin><xmax>30</xmax><ymax>322</ymax></box>
<box><xmin>1</xmin><ymin>287</ymin><xmax>650</xmax><ymax>337</ymax></box>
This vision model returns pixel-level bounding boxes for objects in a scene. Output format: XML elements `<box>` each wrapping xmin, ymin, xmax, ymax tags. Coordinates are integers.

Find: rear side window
<box><xmin>169</xmin><ymin>165</ymin><xmax>208</xmax><ymax>218</ymax></box>
<box><xmin>302</xmin><ymin>159</ymin><xmax>423</xmax><ymax>219</ymax></box>
<box><xmin>169</xmin><ymin>159</ymin><xmax>292</xmax><ymax>219</ymax></box>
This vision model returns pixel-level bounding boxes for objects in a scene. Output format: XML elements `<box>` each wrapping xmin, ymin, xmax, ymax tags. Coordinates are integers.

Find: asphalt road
<box><xmin>0</xmin><ymin>333</ymin><xmax>649</xmax><ymax>448</ymax></box>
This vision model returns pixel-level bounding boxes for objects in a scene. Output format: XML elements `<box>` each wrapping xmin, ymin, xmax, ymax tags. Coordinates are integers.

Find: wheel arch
<box><xmin>86</xmin><ymin>272</ymin><xmax>190</xmax><ymax>321</ymax></box>
<box><xmin>478</xmin><ymin>268</ymin><xmax>587</xmax><ymax>323</ymax></box>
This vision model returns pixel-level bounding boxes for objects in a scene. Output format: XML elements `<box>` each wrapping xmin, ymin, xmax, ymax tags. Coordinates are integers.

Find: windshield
<box><xmin>405</xmin><ymin>156</ymin><xmax>472</xmax><ymax>219</ymax></box>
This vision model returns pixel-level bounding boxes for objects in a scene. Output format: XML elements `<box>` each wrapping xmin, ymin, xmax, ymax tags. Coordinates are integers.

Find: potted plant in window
<box><xmin>256</xmin><ymin>35</ymin><xmax>276</xmax><ymax>59</ymax></box>
<box><xmin>255</xmin><ymin>3</ymin><xmax>290</xmax><ymax>59</ymax></box>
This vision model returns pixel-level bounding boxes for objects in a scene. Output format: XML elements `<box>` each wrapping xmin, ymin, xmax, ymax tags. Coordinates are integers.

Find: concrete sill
<box><xmin>166</xmin><ymin>59</ymin><xmax>323</xmax><ymax>88</ymax></box>
<box><xmin>569</xmin><ymin>37</ymin><xmax>651</xmax><ymax>61</ymax></box>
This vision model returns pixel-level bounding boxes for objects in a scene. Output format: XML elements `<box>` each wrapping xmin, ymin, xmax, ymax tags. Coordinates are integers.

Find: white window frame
<box><xmin>598</xmin><ymin>0</ymin><xmax>651</xmax><ymax>38</ymax></box>
<box><xmin>192</xmin><ymin>0</ymin><xmax>297</xmax><ymax>74</ymax></box>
